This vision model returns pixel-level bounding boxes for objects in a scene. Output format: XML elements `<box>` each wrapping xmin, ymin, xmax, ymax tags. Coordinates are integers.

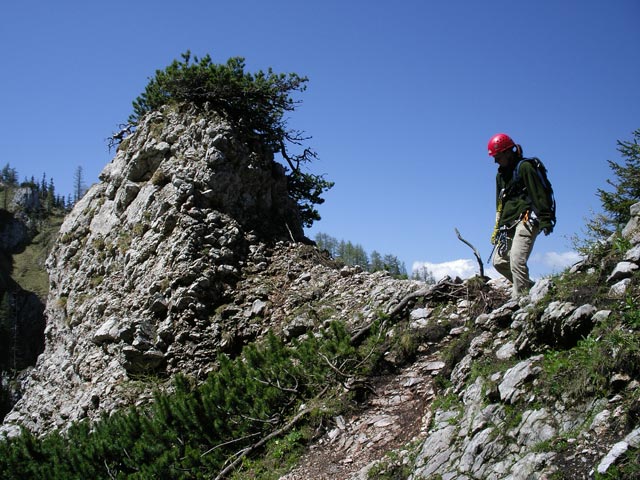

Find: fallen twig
<box><xmin>214</xmin><ymin>409</ymin><xmax>310</xmax><ymax>480</ymax></box>
<box><xmin>214</xmin><ymin>386</ymin><xmax>329</xmax><ymax>480</ymax></box>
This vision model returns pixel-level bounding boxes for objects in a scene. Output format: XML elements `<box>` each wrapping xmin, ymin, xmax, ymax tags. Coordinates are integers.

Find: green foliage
<box><xmin>11</xmin><ymin>214</ymin><xmax>64</xmax><ymax>300</ymax></box>
<box><xmin>439</xmin><ymin>327</ymin><xmax>475</xmax><ymax>378</ymax></box>
<box><xmin>231</xmin><ymin>428</ymin><xmax>307</xmax><ymax>480</ymax></box>
<box><xmin>128</xmin><ymin>51</ymin><xmax>333</xmax><ymax>227</ymax></box>
<box><xmin>129</xmin><ymin>52</ymin><xmax>304</xmax><ymax>138</ymax></box>
<box><xmin>0</xmin><ymin>321</ymin><xmax>387</xmax><ymax>479</ymax></box>
<box><xmin>1</xmin><ymin>163</ymin><xmax>18</xmax><ymax>185</ymax></box>
<box><xmin>541</xmin><ymin>268</ymin><xmax>609</xmax><ymax>308</ymax></box>
<box><xmin>376</xmin><ymin>252</ymin><xmax>408</xmax><ymax>278</ymax></box>
<box><xmin>594</xmin><ymin>447</ymin><xmax>640</xmax><ymax>479</ymax></box>
<box><xmin>287</xmin><ymin>170</ymin><xmax>334</xmax><ymax>228</ymax></box>
<box><xmin>597</xmin><ymin>129</ymin><xmax>640</xmax><ymax>228</ymax></box>
<box><xmin>538</xmin><ymin>300</ymin><xmax>640</xmax><ymax>400</ymax></box>
<box><xmin>578</xmin><ymin>128</ymin><xmax>640</xmax><ymax>250</ymax></box>
<box><xmin>541</xmin><ymin>338</ymin><xmax>607</xmax><ymax>399</ymax></box>
<box><xmin>623</xmin><ymin>295</ymin><xmax>640</xmax><ymax>329</ymax></box>
<box><xmin>366</xmin><ymin>448</ymin><xmax>416</xmax><ymax>480</ymax></box>
<box><xmin>430</xmin><ymin>390</ymin><xmax>461</xmax><ymax>413</ymax></box>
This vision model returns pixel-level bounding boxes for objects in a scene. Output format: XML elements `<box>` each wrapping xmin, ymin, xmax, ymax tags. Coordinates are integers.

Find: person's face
<box><xmin>493</xmin><ymin>149</ymin><xmax>513</xmax><ymax>168</ymax></box>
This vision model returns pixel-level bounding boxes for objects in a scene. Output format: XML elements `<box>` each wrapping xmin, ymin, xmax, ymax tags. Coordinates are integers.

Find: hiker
<box><xmin>488</xmin><ymin>133</ymin><xmax>556</xmax><ymax>298</ymax></box>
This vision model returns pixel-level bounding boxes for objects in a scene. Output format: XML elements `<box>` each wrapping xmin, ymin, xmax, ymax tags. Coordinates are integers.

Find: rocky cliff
<box><xmin>1</xmin><ymin>105</ymin><xmax>304</xmax><ymax>434</ymax></box>
<box><xmin>1</xmin><ymin>106</ymin><xmax>639</xmax><ymax>479</ymax></box>
<box><xmin>0</xmin><ymin>205</ymin><xmax>46</xmax><ymax>419</ymax></box>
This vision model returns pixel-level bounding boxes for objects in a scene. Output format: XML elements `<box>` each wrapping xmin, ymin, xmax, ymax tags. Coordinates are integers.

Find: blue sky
<box><xmin>1</xmin><ymin>0</ymin><xmax>639</xmax><ymax>280</ymax></box>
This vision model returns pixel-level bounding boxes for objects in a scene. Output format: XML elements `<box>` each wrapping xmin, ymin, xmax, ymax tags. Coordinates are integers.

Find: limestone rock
<box><xmin>607</xmin><ymin>261</ymin><xmax>638</xmax><ymax>283</ymax></box>
<box><xmin>498</xmin><ymin>356</ymin><xmax>543</xmax><ymax>404</ymax></box>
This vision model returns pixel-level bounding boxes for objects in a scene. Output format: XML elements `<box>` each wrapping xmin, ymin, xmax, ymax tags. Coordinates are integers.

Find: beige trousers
<box><xmin>492</xmin><ymin>220</ymin><xmax>539</xmax><ymax>298</ymax></box>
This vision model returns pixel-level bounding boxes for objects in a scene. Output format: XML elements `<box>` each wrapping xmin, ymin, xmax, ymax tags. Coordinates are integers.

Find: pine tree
<box><xmin>129</xmin><ymin>51</ymin><xmax>333</xmax><ymax>227</ymax></box>
<box><xmin>370</xmin><ymin>250</ymin><xmax>384</xmax><ymax>272</ymax></box>
<box><xmin>381</xmin><ymin>254</ymin><xmax>407</xmax><ymax>277</ymax></box>
<box><xmin>315</xmin><ymin>232</ymin><xmax>338</xmax><ymax>256</ymax></box>
<box><xmin>73</xmin><ymin>166</ymin><xmax>86</xmax><ymax>203</ymax></box>
<box><xmin>0</xmin><ymin>318</ymin><xmax>388</xmax><ymax>478</ymax></box>
<box><xmin>40</xmin><ymin>173</ymin><xmax>47</xmax><ymax>196</ymax></box>
<box><xmin>412</xmin><ymin>265</ymin><xmax>436</xmax><ymax>284</ymax></box>
<box><xmin>1</xmin><ymin>163</ymin><xmax>18</xmax><ymax>185</ymax></box>
<box><xmin>352</xmin><ymin>244</ymin><xmax>369</xmax><ymax>270</ymax></box>
<box><xmin>1</xmin><ymin>163</ymin><xmax>17</xmax><ymax>209</ymax></box>
<box><xmin>598</xmin><ymin>129</ymin><xmax>640</xmax><ymax>226</ymax></box>
<box><xmin>584</xmin><ymin>129</ymin><xmax>640</xmax><ymax>242</ymax></box>
<box><xmin>47</xmin><ymin>177</ymin><xmax>55</xmax><ymax>211</ymax></box>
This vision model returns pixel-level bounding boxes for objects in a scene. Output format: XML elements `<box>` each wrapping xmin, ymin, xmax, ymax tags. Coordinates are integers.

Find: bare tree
<box><xmin>73</xmin><ymin>166</ymin><xmax>86</xmax><ymax>203</ymax></box>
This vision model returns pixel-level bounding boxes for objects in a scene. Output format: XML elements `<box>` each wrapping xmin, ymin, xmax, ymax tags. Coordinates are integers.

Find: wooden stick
<box><xmin>454</xmin><ymin>228</ymin><xmax>485</xmax><ymax>278</ymax></box>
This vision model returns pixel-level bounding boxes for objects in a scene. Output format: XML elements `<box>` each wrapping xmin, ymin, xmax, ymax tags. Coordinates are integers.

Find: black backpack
<box><xmin>513</xmin><ymin>157</ymin><xmax>556</xmax><ymax>229</ymax></box>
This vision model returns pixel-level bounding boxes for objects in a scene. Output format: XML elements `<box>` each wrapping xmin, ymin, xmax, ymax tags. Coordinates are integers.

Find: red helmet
<box><xmin>487</xmin><ymin>133</ymin><xmax>515</xmax><ymax>156</ymax></box>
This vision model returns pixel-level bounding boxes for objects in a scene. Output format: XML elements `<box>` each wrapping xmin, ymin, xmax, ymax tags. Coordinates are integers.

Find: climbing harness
<box><xmin>487</xmin><ymin>224</ymin><xmax>512</xmax><ymax>264</ymax></box>
<box><xmin>487</xmin><ymin>208</ymin><xmax>537</xmax><ymax>264</ymax></box>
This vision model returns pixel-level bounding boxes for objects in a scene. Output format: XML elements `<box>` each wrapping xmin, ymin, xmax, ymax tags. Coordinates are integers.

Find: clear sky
<box><xmin>2</xmin><ymin>0</ymin><xmax>639</xmax><ymax>280</ymax></box>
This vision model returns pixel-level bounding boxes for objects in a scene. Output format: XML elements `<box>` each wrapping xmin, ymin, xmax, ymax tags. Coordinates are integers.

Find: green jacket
<box><xmin>496</xmin><ymin>159</ymin><xmax>554</xmax><ymax>232</ymax></box>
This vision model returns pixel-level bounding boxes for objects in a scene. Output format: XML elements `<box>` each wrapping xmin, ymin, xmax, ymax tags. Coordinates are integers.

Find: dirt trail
<box><xmin>280</xmin><ymin>353</ymin><xmax>442</xmax><ymax>480</ymax></box>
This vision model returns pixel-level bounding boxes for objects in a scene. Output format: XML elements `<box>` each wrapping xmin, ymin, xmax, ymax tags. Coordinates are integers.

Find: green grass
<box><xmin>594</xmin><ymin>447</ymin><xmax>640</xmax><ymax>479</ymax></box>
<box><xmin>537</xmin><ymin>302</ymin><xmax>640</xmax><ymax>401</ymax></box>
<box><xmin>11</xmin><ymin>214</ymin><xmax>64</xmax><ymax>300</ymax></box>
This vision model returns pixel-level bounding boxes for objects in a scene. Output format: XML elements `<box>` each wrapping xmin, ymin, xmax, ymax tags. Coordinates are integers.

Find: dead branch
<box><xmin>386</xmin><ymin>286</ymin><xmax>433</xmax><ymax>320</ymax></box>
<box><xmin>251</xmin><ymin>368</ymin><xmax>300</xmax><ymax>395</ymax></box>
<box><xmin>319</xmin><ymin>352</ymin><xmax>350</xmax><ymax>379</ymax></box>
<box><xmin>350</xmin><ymin>277</ymin><xmax>471</xmax><ymax>346</ymax></box>
<box><xmin>285</xmin><ymin>222</ymin><xmax>296</xmax><ymax>243</ymax></box>
<box><xmin>214</xmin><ymin>386</ymin><xmax>328</xmax><ymax>480</ymax></box>
<box><xmin>350</xmin><ymin>285</ymin><xmax>431</xmax><ymax>345</ymax></box>
<box><xmin>454</xmin><ymin>228</ymin><xmax>485</xmax><ymax>278</ymax></box>
<box><xmin>104</xmin><ymin>460</ymin><xmax>117</xmax><ymax>480</ymax></box>
<box><xmin>238</xmin><ymin>413</ymin><xmax>281</xmax><ymax>425</ymax></box>
<box><xmin>107</xmin><ymin>124</ymin><xmax>135</xmax><ymax>152</ymax></box>
<box><xmin>201</xmin><ymin>432</ymin><xmax>261</xmax><ymax>457</ymax></box>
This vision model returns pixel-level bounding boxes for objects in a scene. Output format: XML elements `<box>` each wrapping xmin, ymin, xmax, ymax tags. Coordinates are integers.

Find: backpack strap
<box><xmin>514</xmin><ymin>157</ymin><xmax>547</xmax><ymax>188</ymax></box>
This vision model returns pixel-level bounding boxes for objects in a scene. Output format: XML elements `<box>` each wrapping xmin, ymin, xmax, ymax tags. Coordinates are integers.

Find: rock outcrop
<box><xmin>0</xmin><ymin>206</ymin><xmax>46</xmax><ymax>420</ymax></box>
<box><xmin>0</xmin><ymin>210</ymin><xmax>31</xmax><ymax>256</ymax></box>
<box><xmin>9</xmin><ymin>187</ymin><xmax>40</xmax><ymax>212</ymax></box>
<box><xmin>1</xmin><ymin>106</ymin><xmax>298</xmax><ymax>434</ymax></box>
<box><xmin>0</xmin><ymin>106</ymin><xmax>421</xmax><ymax>437</ymax></box>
